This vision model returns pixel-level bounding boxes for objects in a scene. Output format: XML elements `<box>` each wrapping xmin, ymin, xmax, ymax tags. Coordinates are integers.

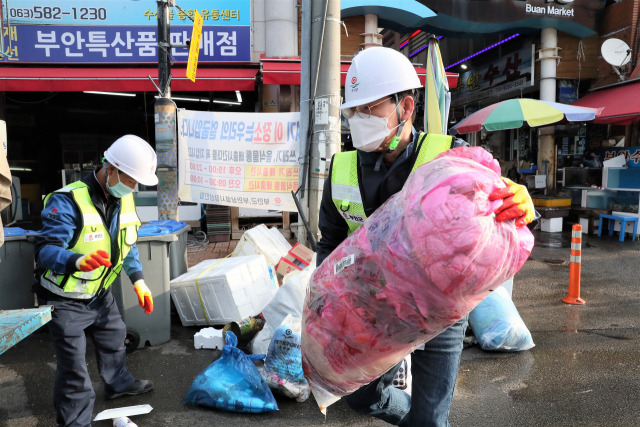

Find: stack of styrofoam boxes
<box><xmin>231</xmin><ymin>224</ymin><xmax>292</xmax><ymax>268</ymax></box>
<box><xmin>170</xmin><ymin>254</ymin><xmax>278</xmax><ymax>326</ymax></box>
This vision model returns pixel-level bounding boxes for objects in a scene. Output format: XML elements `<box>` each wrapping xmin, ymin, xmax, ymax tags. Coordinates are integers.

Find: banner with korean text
<box><xmin>178</xmin><ymin>110</ymin><xmax>300</xmax><ymax>211</ymax></box>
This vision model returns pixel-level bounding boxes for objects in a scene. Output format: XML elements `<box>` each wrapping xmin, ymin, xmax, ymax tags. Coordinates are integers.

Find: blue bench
<box><xmin>598</xmin><ymin>214</ymin><xmax>639</xmax><ymax>242</ymax></box>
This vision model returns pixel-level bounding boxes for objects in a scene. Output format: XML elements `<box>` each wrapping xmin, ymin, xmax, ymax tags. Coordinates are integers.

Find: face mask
<box><xmin>347</xmin><ymin>104</ymin><xmax>402</xmax><ymax>152</ymax></box>
<box><xmin>106</xmin><ymin>169</ymin><xmax>134</xmax><ymax>198</ymax></box>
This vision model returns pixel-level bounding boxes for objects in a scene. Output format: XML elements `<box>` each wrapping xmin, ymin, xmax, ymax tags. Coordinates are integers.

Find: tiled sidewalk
<box><xmin>186</xmin><ymin>239</ymin><xmax>238</xmax><ymax>267</ymax></box>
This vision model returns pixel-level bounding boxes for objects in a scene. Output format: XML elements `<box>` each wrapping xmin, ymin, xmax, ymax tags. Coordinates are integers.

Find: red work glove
<box><xmin>490</xmin><ymin>177</ymin><xmax>535</xmax><ymax>228</ymax></box>
<box><xmin>75</xmin><ymin>250</ymin><xmax>112</xmax><ymax>272</ymax></box>
<box><xmin>133</xmin><ymin>280</ymin><xmax>154</xmax><ymax>314</ymax></box>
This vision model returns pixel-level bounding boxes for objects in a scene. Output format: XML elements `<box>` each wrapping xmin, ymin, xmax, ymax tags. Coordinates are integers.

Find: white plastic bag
<box><xmin>250</xmin><ymin>267</ymin><xmax>312</xmax><ymax>355</ymax></box>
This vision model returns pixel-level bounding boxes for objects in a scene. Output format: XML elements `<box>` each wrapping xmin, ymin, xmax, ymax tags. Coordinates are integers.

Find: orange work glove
<box><xmin>133</xmin><ymin>280</ymin><xmax>154</xmax><ymax>314</ymax></box>
<box><xmin>490</xmin><ymin>177</ymin><xmax>535</xmax><ymax>228</ymax></box>
<box><xmin>75</xmin><ymin>250</ymin><xmax>112</xmax><ymax>272</ymax></box>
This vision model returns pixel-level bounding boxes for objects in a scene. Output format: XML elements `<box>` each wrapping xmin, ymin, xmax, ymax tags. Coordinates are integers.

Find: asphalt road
<box><xmin>2</xmin><ymin>229</ymin><xmax>639</xmax><ymax>426</ymax></box>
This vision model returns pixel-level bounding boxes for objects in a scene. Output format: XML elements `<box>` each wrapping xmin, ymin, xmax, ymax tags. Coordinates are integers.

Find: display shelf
<box><xmin>602</xmin><ymin>167</ymin><xmax>640</xmax><ymax>191</ymax></box>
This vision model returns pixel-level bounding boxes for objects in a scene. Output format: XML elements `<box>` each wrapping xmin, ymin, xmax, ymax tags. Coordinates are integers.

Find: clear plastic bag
<box><xmin>262</xmin><ymin>315</ymin><xmax>310</xmax><ymax>402</ymax></box>
<box><xmin>184</xmin><ymin>331</ymin><xmax>278</xmax><ymax>413</ymax></box>
<box><xmin>468</xmin><ymin>286</ymin><xmax>535</xmax><ymax>351</ymax></box>
<box><xmin>302</xmin><ymin>147</ymin><xmax>535</xmax><ymax>411</ymax></box>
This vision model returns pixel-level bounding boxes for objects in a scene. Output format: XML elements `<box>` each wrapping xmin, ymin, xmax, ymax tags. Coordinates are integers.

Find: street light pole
<box><xmin>155</xmin><ymin>0</ymin><xmax>179</xmax><ymax>220</ymax></box>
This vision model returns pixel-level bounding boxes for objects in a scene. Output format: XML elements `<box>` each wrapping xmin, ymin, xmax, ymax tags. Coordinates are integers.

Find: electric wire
<box><xmin>187</xmin><ymin>230</ymin><xmax>209</xmax><ymax>253</ymax></box>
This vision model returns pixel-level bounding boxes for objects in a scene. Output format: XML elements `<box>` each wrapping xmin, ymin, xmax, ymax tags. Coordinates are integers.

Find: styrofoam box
<box><xmin>170</xmin><ymin>255</ymin><xmax>278</xmax><ymax>326</ymax></box>
<box><xmin>611</xmin><ymin>212</ymin><xmax>640</xmax><ymax>236</ymax></box>
<box><xmin>579</xmin><ymin>217</ymin><xmax>590</xmax><ymax>234</ymax></box>
<box><xmin>232</xmin><ymin>224</ymin><xmax>292</xmax><ymax>267</ymax></box>
<box><xmin>541</xmin><ymin>217</ymin><xmax>563</xmax><ymax>232</ymax></box>
<box><xmin>194</xmin><ymin>327</ymin><xmax>224</xmax><ymax>350</ymax></box>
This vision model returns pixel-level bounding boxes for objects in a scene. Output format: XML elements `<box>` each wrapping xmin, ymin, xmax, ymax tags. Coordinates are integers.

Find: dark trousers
<box><xmin>345</xmin><ymin>316</ymin><xmax>468</xmax><ymax>427</ymax></box>
<box><xmin>38</xmin><ymin>290</ymin><xmax>135</xmax><ymax>427</ymax></box>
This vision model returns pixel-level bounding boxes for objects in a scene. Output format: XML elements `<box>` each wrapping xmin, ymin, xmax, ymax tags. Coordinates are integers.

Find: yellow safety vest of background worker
<box><xmin>34</xmin><ymin>135</ymin><xmax>158</xmax><ymax>426</ymax></box>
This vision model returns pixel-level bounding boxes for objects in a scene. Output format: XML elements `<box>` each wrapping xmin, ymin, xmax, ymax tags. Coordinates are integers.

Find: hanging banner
<box><xmin>178</xmin><ymin>110</ymin><xmax>301</xmax><ymax>211</ymax></box>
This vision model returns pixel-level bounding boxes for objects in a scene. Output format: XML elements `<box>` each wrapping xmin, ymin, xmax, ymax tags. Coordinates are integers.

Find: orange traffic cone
<box><xmin>563</xmin><ymin>224</ymin><xmax>585</xmax><ymax>305</ymax></box>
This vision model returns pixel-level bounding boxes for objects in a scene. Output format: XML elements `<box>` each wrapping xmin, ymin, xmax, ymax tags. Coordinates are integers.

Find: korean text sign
<box><xmin>1</xmin><ymin>0</ymin><xmax>250</xmax><ymax>63</ymax></box>
<box><xmin>178</xmin><ymin>110</ymin><xmax>301</xmax><ymax>211</ymax></box>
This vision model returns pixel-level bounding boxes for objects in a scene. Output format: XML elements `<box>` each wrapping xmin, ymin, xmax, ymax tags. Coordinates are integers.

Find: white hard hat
<box><xmin>340</xmin><ymin>47</ymin><xmax>423</xmax><ymax>110</ymax></box>
<box><xmin>104</xmin><ymin>135</ymin><xmax>158</xmax><ymax>186</ymax></box>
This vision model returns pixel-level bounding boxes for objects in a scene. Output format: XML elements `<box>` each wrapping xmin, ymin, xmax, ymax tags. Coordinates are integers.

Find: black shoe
<box><xmin>106</xmin><ymin>379</ymin><xmax>154</xmax><ymax>400</ymax></box>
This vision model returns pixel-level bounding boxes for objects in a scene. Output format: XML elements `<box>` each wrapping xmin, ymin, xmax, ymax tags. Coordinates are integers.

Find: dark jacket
<box><xmin>316</xmin><ymin>132</ymin><xmax>466</xmax><ymax>265</ymax></box>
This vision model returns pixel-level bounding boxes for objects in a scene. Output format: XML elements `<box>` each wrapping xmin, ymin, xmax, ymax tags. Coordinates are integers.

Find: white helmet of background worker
<box><xmin>103</xmin><ymin>135</ymin><xmax>159</xmax><ymax>186</ymax></box>
<box><xmin>341</xmin><ymin>47</ymin><xmax>423</xmax><ymax>151</ymax></box>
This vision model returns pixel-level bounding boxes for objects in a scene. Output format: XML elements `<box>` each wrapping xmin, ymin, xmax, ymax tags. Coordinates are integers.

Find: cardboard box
<box><xmin>276</xmin><ymin>243</ymin><xmax>315</xmax><ymax>276</ymax></box>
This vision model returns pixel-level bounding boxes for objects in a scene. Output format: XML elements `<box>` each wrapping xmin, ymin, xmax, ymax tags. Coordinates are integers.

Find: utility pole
<box><xmin>307</xmin><ymin>0</ymin><xmax>341</xmax><ymax>242</ymax></box>
<box><xmin>155</xmin><ymin>0</ymin><xmax>179</xmax><ymax>220</ymax></box>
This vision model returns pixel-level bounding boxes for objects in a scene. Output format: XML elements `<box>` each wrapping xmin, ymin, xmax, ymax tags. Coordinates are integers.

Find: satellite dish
<box><xmin>601</xmin><ymin>38</ymin><xmax>631</xmax><ymax>67</ymax></box>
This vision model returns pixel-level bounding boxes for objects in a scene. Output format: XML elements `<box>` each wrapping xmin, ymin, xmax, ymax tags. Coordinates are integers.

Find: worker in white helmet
<box><xmin>34</xmin><ymin>135</ymin><xmax>158</xmax><ymax>426</ymax></box>
<box><xmin>316</xmin><ymin>47</ymin><xmax>534</xmax><ymax>426</ymax></box>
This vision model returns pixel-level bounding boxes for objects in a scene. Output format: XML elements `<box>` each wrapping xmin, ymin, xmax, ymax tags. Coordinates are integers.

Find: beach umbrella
<box><xmin>424</xmin><ymin>36</ymin><xmax>450</xmax><ymax>135</ymax></box>
<box><xmin>450</xmin><ymin>98</ymin><xmax>602</xmax><ymax>135</ymax></box>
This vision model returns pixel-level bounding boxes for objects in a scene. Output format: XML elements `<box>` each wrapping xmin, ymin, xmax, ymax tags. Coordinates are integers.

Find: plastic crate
<box><xmin>170</xmin><ymin>255</ymin><xmax>278</xmax><ymax>326</ymax></box>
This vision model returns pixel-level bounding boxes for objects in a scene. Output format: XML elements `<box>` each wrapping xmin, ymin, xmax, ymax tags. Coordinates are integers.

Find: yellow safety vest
<box><xmin>331</xmin><ymin>132</ymin><xmax>452</xmax><ymax>235</ymax></box>
<box><xmin>41</xmin><ymin>181</ymin><xmax>140</xmax><ymax>299</ymax></box>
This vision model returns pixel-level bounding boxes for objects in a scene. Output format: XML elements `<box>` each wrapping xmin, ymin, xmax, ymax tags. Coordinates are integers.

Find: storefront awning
<box><xmin>0</xmin><ymin>67</ymin><xmax>258</xmax><ymax>92</ymax></box>
<box><xmin>572</xmin><ymin>80</ymin><xmax>640</xmax><ymax>125</ymax></box>
<box><xmin>261</xmin><ymin>59</ymin><xmax>459</xmax><ymax>88</ymax></box>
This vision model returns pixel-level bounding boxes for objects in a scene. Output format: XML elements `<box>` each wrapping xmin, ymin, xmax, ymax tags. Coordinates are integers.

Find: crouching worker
<box><xmin>34</xmin><ymin>135</ymin><xmax>157</xmax><ymax>427</ymax></box>
<box><xmin>317</xmin><ymin>47</ymin><xmax>535</xmax><ymax>426</ymax></box>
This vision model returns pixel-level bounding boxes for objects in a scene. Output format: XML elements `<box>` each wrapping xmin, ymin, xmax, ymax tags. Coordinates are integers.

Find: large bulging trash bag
<box><xmin>184</xmin><ymin>331</ymin><xmax>278</xmax><ymax>413</ymax></box>
<box><xmin>302</xmin><ymin>147</ymin><xmax>535</xmax><ymax>411</ymax></box>
<box><xmin>468</xmin><ymin>285</ymin><xmax>535</xmax><ymax>351</ymax></box>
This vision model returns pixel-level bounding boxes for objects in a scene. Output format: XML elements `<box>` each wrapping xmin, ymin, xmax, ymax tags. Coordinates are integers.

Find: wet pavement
<box><xmin>1</xmin><ymin>229</ymin><xmax>639</xmax><ymax>426</ymax></box>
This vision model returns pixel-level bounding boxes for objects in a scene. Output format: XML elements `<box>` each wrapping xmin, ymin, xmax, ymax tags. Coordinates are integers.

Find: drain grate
<box><xmin>543</xmin><ymin>259</ymin><xmax>566</xmax><ymax>265</ymax></box>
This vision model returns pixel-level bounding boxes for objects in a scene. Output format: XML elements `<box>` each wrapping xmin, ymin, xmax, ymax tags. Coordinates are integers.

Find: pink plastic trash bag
<box><xmin>302</xmin><ymin>147</ymin><xmax>534</xmax><ymax>411</ymax></box>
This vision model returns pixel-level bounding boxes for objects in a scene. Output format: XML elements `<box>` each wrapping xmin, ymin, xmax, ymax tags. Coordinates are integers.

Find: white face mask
<box><xmin>347</xmin><ymin>104</ymin><xmax>402</xmax><ymax>152</ymax></box>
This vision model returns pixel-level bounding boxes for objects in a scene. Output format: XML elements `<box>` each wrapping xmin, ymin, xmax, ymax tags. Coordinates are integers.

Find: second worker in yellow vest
<box><xmin>34</xmin><ymin>135</ymin><xmax>158</xmax><ymax>426</ymax></box>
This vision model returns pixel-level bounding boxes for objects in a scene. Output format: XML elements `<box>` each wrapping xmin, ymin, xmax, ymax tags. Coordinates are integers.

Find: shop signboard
<box><xmin>177</xmin><ymin>110</ymin><xmax>300</xmax><ymax>211</ymax></box>
<box><xmin>452</xmin><ymin>45</ymin><xmax>535</xmax><ymax>108</ymax></box>
<box><xmin>415</xmin><ymin>0</ymin><xmax>607</xmax><ymax>38</ymax></box>
<box><xmin>599</xmin><ymin>146</ymin><xmax>640</xmax><ymax>168</ymax></box>
<box><xmin>0</xmin><ymin>0</ymin><xmax>250</xmax><ymax>63</ymax></box>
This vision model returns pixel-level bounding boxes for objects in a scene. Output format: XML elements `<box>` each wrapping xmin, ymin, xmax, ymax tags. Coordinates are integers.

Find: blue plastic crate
<box><xmin>146</xmin><ymin>220</ymin><xmax>187</xmax><ymax>233</ymax></box>
<box><xmin>4</xmin><ymin>227</ymin><xmax>28</xmax><ymax>237</ymax></box>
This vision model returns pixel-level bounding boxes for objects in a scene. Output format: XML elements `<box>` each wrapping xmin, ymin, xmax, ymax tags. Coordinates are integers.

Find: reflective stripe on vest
<box><xmin>331</xmin><ymin>133</ymin><xmax>452</xmax><ymax>235</ymax></box>
<box><xmin>41</xmin><ymin>181</ymin><xmax>140</xmax><ymax>299</ymax></box>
